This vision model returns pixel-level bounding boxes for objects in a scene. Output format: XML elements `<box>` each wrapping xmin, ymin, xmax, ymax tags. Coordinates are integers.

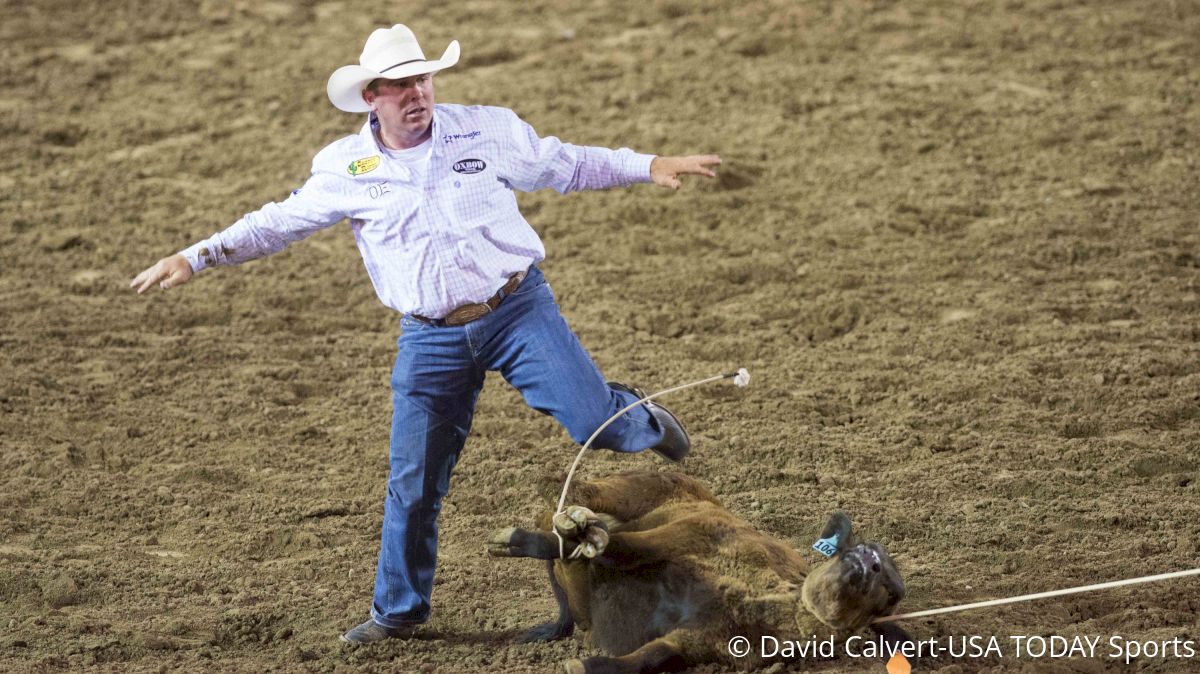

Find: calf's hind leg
<box><xmin>565</xmin><ymin>472</ymin><xmax>719</xmax><ymax>523</ymax></box>
<box><xmin>565</xmin><ymin>632</ymin><xmax>690</xmax><ymax>674</ymax></box>
<box><xmin>592</xmin><ymin>521</ymin><xmax>715</xmax><ymax>570</ymax></box>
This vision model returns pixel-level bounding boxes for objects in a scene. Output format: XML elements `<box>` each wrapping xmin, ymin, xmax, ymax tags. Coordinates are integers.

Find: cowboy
<box><xmin>130</xmin><ymin>24</ymin><xmax>721</xmax><ymax>644</ymax></box>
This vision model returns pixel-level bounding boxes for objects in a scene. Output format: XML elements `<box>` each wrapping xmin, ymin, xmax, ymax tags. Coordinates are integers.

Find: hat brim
<box><xmin>326</xmin><ymin>40</ymin><xmax>460</xmax><ymax>113</ymax></box>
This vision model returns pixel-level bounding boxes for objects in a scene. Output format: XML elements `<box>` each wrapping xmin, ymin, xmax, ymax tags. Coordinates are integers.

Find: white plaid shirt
<box><xmin>180</xmin><ymin>104</ymin><xmax>654</xmax><ymax>317</ymax></box>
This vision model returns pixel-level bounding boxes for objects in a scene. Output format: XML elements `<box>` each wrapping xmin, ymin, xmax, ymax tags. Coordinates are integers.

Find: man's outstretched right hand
<box><xmin>130</xmin><ymin>254</ymin><xmax>194</xmax><ymax>294</ymax></box>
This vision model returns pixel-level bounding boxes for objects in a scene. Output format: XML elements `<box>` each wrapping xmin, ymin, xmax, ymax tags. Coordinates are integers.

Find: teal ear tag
<box><xmin>812</xmin><ymin>533</ymin><xmax>839</xmax><ymax>558</ymax></box>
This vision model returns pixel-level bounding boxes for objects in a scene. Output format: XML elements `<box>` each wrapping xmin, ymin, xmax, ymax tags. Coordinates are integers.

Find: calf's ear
<box><xmin>818</xmin><ymin>511</ymin><xmax>854</xmax><ymax>553</ymax></box>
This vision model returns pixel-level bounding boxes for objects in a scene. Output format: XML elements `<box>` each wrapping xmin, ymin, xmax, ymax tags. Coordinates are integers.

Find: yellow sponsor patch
<box><xmin>347</xmin><ymin>155</ymin><xmax>381</xmax><ymax>176</ymax></box>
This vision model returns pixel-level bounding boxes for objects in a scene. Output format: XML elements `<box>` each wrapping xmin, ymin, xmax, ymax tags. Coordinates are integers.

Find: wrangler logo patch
<box><xmin>452</xmin><ymin>158</ymin><xmax>486</xmax><ymax>174</ymax></box>
<box><xmin>347</xmin><ymin>156</ymin><xmax>381</xmax><ymax>176</ymax></box>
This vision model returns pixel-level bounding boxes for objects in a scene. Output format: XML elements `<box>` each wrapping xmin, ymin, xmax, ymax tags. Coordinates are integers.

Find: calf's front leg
<box><xmin>516</xmin><ymin>560</ymin><xmax>576</xmax><ymax>643</ymax></box>
<box><xmin>488</xmin><ymin>507</ymin><xmax>610</xmax><ymax>560</ymax></box>
<box><xmin>487</xmin><ymin>527</ymin><xmax>561</xmax><ymax>559</ymax></box>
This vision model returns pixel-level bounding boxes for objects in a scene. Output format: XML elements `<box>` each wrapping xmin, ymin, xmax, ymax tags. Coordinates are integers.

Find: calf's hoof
<box><xmin>553</xmin><ymin>506</ymin><xmax>597</xmax><ymax>537</ymax></box>
<box><xmin>564</xmin><ymin>659</ymin><xmax>586</xmax><ymax>674</ymax></box>
<box><xmin>554</xmin><ymin>506</ymin><xmax>609</xmax><ymax>558</ymax></box>
<box><xmin>574</xmin><ymin>527</ymin><xmax>609</xmax><ymax>559</ymax></box>
<box><xmin>486</xmin><ymin>527</ymin><xmax>519</xmax><ymax>557</ymax></box>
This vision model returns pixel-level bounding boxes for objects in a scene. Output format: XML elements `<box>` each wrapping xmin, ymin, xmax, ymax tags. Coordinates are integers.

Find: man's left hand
<box><xmin>650</xmin><ymin>155</ymin><xmax>722</xmax><ymax>190</ymax></box>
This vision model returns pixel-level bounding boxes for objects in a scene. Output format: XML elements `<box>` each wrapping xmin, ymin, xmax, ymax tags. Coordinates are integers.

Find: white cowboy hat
<box><xmin>326</xmin><ymin>24</ymin><xmax>459</xmax><ymax>113</ymax></box>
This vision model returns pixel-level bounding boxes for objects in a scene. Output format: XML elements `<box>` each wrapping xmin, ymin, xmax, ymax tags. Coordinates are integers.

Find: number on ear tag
<box><xmin>813</xmin><ymin>534</ymin><xmax>839</xmax><ymax>558</ymax></box>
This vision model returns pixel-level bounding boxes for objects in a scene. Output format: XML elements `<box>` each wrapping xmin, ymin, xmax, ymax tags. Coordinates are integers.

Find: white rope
<box><xmin>552</xmin><ymin>369</ymin><xmax>749</xmax><ymax>559</ymax></box>
<box><xmin>872</xmin><ymin>567</ymin><xmax>1200</xmax><ymax>624</ymax></box>
<box><xmin>540</xmin><ymin>373</ymin><xmax>1200</xmax><ymax>622</ymax></box>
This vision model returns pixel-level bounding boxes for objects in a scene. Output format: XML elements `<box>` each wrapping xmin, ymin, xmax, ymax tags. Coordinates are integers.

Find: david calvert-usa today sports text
<box><xmin>723</xmin><ymin>633</ymin><xmax>1196</xmax><ymax>664</ymax></box>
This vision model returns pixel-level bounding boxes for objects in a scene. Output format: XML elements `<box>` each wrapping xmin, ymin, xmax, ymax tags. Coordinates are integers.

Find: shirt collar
<box><xmin>361</xmin><ymin>110</ymin><xmax>440</xmax><ymax>154</ymax></box>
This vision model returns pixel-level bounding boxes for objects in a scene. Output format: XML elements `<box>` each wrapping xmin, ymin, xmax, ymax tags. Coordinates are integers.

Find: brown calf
<box><xmin>487</xmin><ymin>470</ymin><xmax>908</xmax><ymax>673</ymax></box>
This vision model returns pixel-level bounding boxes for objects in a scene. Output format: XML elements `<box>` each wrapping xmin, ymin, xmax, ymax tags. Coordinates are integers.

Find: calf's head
<box><xmin>800</xmin><ymin>512</ymin><xmax>904</xmax><ymax>631</ymax></box>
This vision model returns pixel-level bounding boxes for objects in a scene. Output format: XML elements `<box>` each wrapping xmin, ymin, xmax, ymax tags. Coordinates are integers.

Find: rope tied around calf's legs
<box><xmin>551</xmin><ymin>369</ymin><xmax>750</xmax><ymax>559</ymax></box>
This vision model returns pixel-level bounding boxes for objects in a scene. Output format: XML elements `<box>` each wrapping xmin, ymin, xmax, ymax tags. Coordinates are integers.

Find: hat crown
<box><xmin>327</xmin><ymin>24</ymin><xmax>459</xmax><ymax>113</ymax></box>
<box><xmin>359</xmin><ymin>24</ymin><xmax>427</xmax><ymax>72</ymax></box>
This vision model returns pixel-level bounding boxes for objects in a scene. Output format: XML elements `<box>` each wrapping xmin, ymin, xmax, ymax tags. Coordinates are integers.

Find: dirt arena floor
<box><xmin>2</xmin><ymin>0</ymin><xmax>1198</xmax><ymax>671</ymax></box>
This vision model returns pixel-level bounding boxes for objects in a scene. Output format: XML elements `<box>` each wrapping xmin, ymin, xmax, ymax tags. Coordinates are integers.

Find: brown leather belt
<box><xmin>410</xmin><ymin>270</ymin><xmax>528</xmax><ymax>327</ymax></box>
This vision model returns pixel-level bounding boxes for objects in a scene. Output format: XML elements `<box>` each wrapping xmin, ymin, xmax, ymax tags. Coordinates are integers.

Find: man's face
<box><xmin>363</xmin><ymin>73</ymin><xmax>435</xmax><ymax>141</ymax></box>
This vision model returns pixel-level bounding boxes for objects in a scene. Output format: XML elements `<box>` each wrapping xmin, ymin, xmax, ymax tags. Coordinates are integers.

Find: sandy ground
<box><xmin>2</xmin><ymin>0</ymin><xmax>1198</xmax><ymax>672</ymax></box>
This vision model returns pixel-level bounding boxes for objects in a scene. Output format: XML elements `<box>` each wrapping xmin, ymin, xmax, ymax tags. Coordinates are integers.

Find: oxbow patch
<box><xmin>452</xmin><ymin>159</ymin><xmax>486</xmax><ymax>174</ymax></box>
<box><xmin>347</xmin><ymin>156</ymin><xmax>381</xmax><ymax>176</ymax></box>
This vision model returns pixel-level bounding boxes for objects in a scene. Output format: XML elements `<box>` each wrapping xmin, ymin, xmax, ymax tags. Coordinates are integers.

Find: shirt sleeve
<box><xmin>499</xmin><ymin>108</ymin><xmax>655</xmax><ymax>194</ymax></box>
<box><xmin>178</xmin><ymin>168</ymin><xmax>347</xmax><ymax>273</ymax></box>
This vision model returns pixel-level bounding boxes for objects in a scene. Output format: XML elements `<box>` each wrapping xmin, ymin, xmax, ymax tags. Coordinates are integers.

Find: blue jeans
<box><xmin>370</xmin><ymin>265</ymin><xmax>663</xmax><ymax>627</ymax></box>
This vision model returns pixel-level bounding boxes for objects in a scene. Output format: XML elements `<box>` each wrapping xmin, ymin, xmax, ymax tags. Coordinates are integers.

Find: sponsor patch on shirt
<box><xmin>452</xmin><ymin>158</ymin><xmax>486</xmax><ymax>174</ymax></box>
<box><xmin>347</xmin><ymin>155</ymin><xmax>381</xmax><ymax>176</ymax></box>
<box><xmin>442</xmin><ymin>131</ymin><xmax>481</xmax><ymax>143</ymax></box>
